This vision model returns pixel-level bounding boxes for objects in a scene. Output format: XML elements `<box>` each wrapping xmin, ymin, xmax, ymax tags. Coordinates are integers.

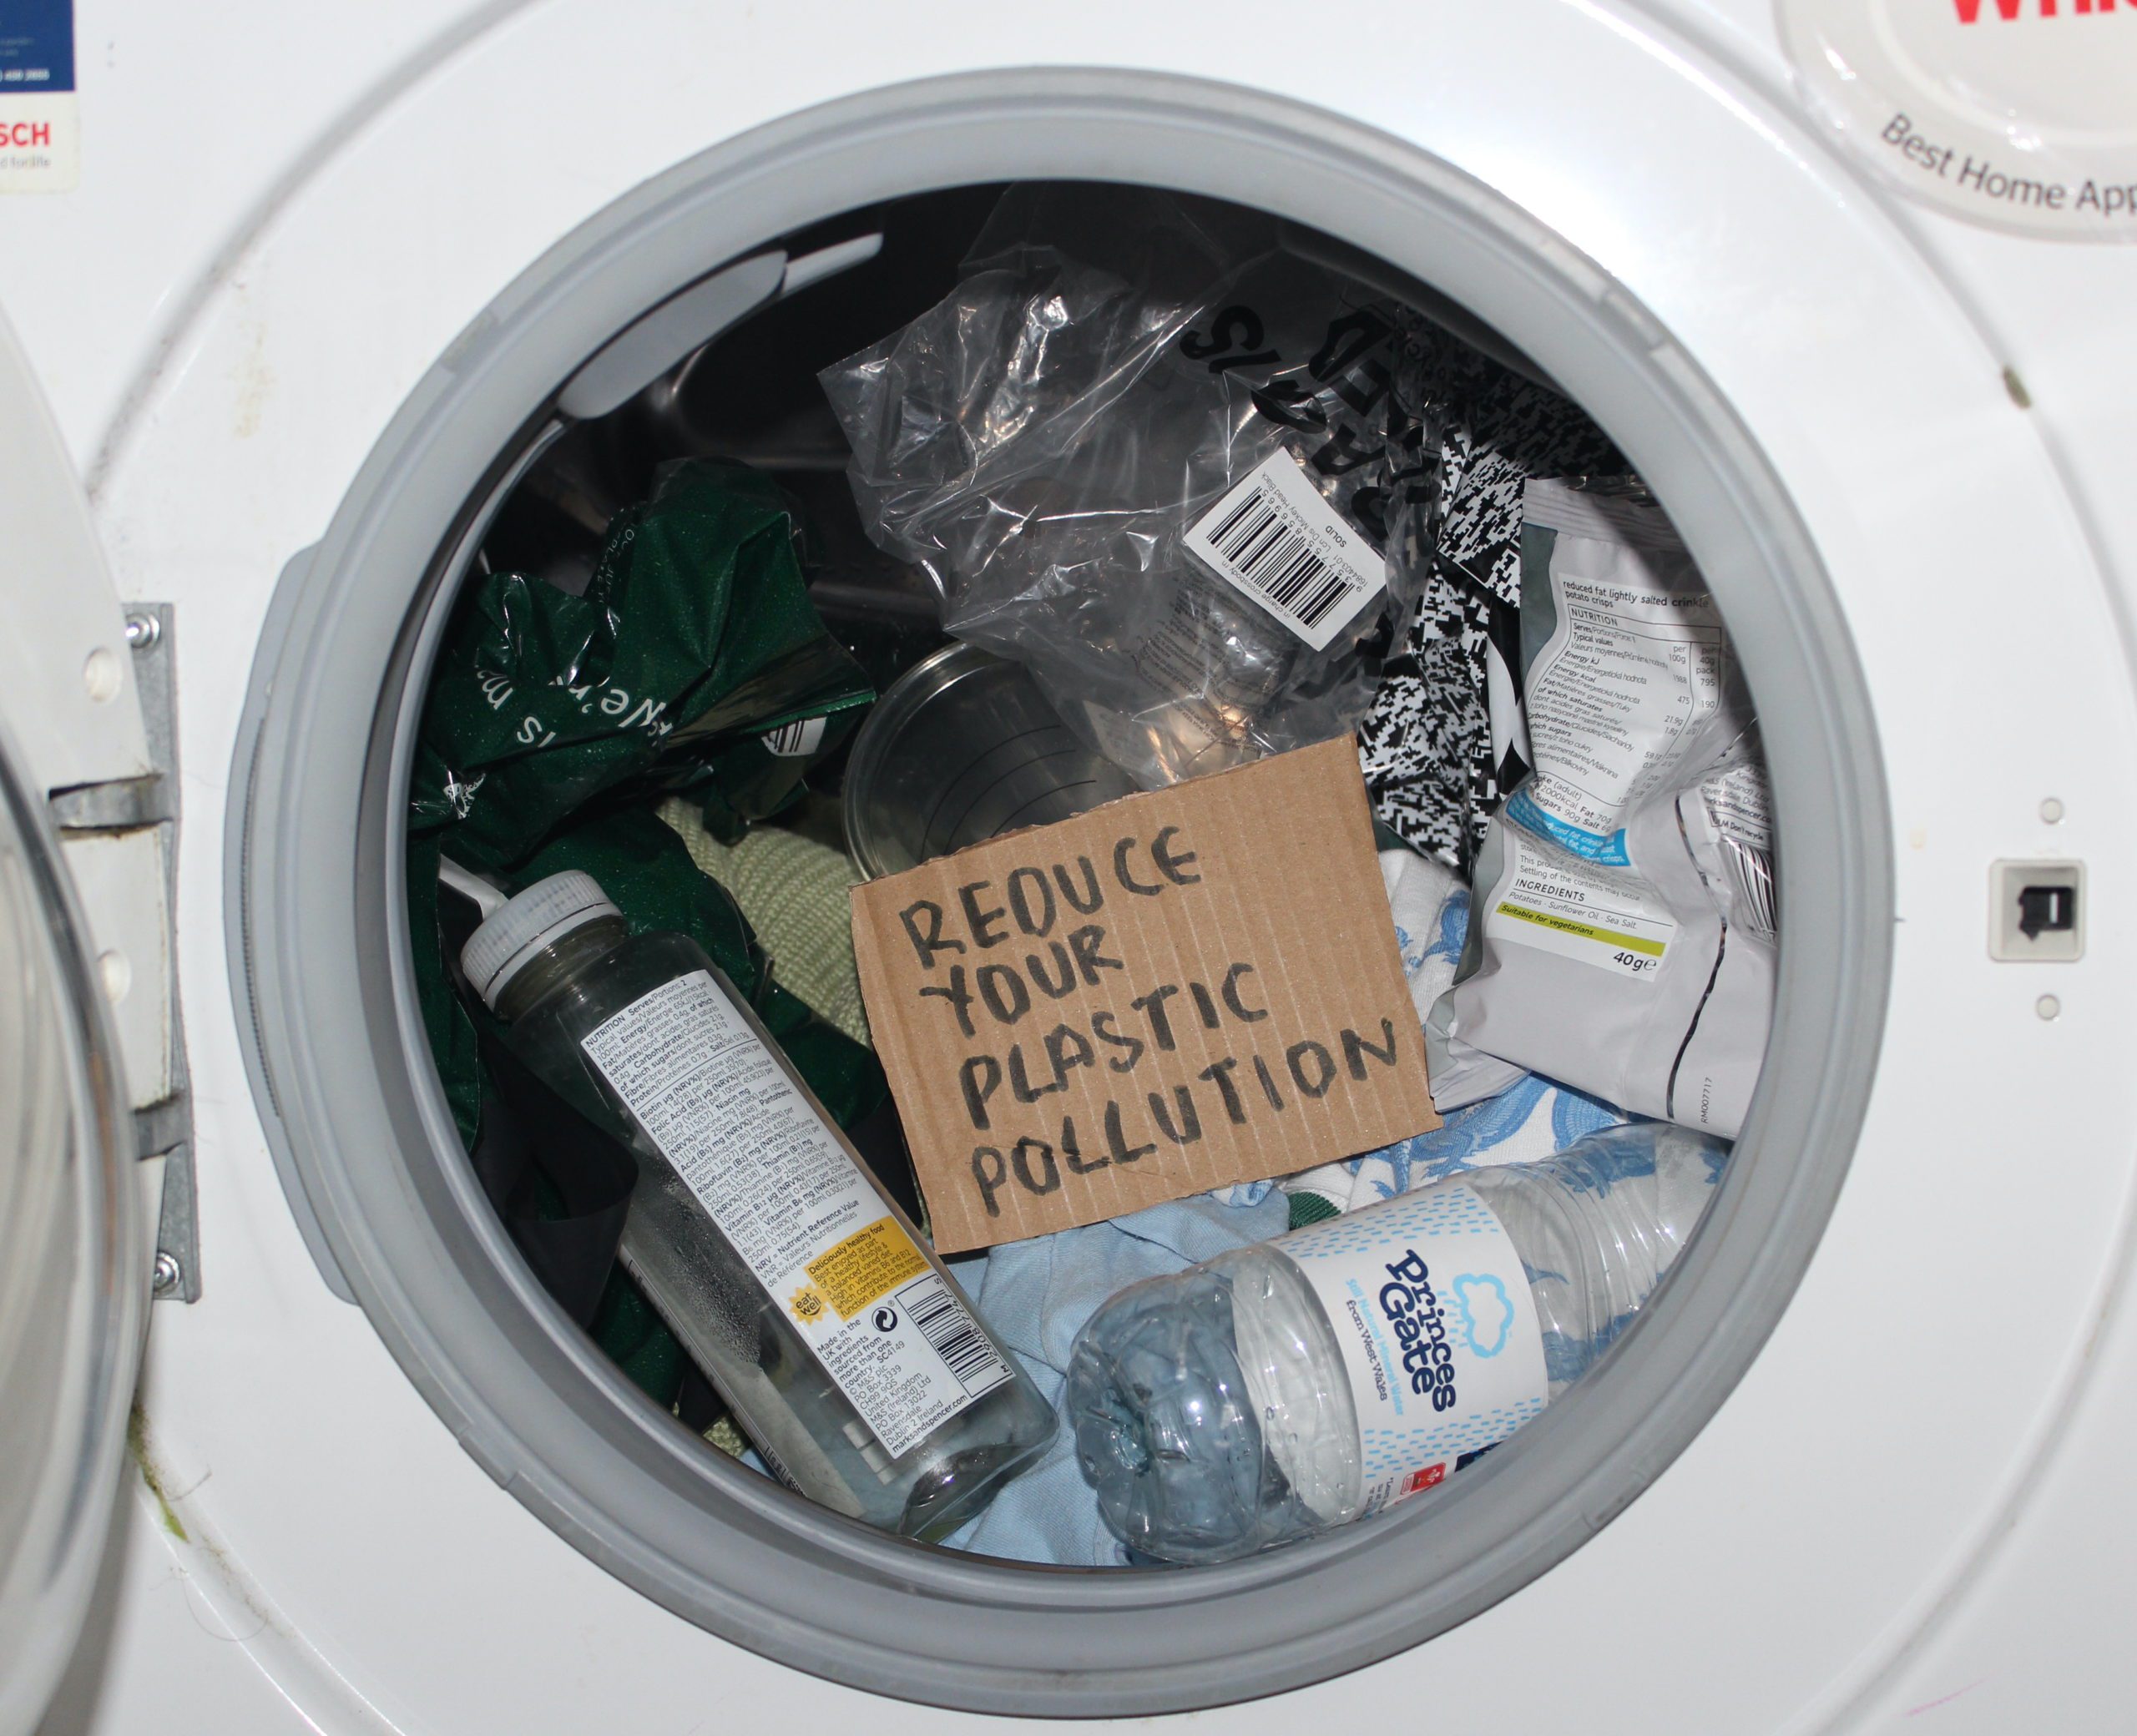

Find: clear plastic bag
<box><xmin>821</xmin><ymin>188</ymin><xmax>1441</xmax><ymax>787</ymax></box>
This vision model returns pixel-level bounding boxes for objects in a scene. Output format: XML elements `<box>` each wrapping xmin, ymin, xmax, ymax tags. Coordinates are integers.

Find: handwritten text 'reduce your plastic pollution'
<box><xmin>892</xmin><ymin>823</ymin><xmax>1404</xmax><ymax>1220</ymax></box>
<box><xmin>849</xmin><ymin>738</ymin><xmax>1439</xmax><ymax>1251</ymax></box>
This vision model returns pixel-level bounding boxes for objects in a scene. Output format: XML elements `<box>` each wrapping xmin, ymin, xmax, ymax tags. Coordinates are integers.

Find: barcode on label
<box><xmin>1205</xmin><ymin>488</ymin><xmax>1359</xmax><ymax>630</ymax></box>
<box><xmin>1183</xmin><ymin>449</ymin><xmax>1386</xmax><ymax>652</ymax></box>
<box><xmin>897</xmin><ymin>1274</ymin><xmax>1012</xmax><ymax>1396</ymax></box>
<box><xmin>761</xmin><ymin>715</ymin><xmax>826</xmax><ymax>758</ymax></box>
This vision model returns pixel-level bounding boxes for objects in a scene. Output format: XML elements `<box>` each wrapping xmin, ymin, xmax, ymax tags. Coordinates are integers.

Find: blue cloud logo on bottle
<box><xmin>1452</xmin><ymin>1274</ymin><xmax>1515</xmax><ymax>1357</ymax></box>
<box><xmin>1378</xmin><ymin>1249</ymin><xmax>1460</xmax><ymax>1411</ymax></box>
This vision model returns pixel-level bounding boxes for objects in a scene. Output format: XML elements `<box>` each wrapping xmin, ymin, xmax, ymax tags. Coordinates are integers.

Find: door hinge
<box><xmin>49</xmin><ymin>603</ymin><xmax>197</xmax><ymax>1300</ymax></box>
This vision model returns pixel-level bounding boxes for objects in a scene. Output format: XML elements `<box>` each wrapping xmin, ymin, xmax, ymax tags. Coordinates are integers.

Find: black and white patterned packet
<box><xmin>1359</xmin><ymin>325</ymin><xmax>1626</xmax><ymax>870</ymax></box>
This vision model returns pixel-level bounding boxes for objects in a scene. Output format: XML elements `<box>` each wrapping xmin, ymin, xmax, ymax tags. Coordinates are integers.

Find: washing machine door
<box><xmin>0</xmin><ymin>310</ymin><xmax>154</xmax><ymax>1736</ymax></box>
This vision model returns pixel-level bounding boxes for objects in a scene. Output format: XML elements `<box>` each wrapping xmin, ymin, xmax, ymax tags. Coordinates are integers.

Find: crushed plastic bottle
<box><xmin>1065</xmin><ymin>1123</ymin><xmax>1730</xmax><ymax>1564</ymax></box>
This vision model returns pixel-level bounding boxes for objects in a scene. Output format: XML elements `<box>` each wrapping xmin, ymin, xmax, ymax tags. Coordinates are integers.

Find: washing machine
<box><xmin>4</xmin><ymin>0</ymin><xmax>2135</xmax><ymax>1728</ymax></box>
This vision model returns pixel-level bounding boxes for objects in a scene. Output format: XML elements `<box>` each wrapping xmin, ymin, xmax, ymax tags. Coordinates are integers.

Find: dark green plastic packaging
<box><xmin>411</xmin><ymin>458</ymin><xmax>873</xmax><ymax>868</ymax></box>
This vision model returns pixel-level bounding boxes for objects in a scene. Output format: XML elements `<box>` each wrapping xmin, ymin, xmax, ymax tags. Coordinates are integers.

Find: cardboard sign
<box><xmin>850</xmin><ymin>736</ymin><xmax>1439</xmax><ymax>1252</ymax></box>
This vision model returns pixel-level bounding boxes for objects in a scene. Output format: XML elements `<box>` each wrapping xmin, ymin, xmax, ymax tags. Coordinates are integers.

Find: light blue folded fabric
<box><xmin>1281</xmin><ymin>1070</ymin><xmax>1629</xmax><ymax>1219</ymax></box>
<box><xmin>946</xmin><ymin>1190</ymin><xmax>1291</xmax><ymax>1565</ymax></box>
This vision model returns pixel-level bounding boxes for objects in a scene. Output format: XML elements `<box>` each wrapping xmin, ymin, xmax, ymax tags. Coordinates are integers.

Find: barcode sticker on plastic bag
<box><xmin>1184</xmin><ymin>449</ymin><xmax>1388</xmax><ymax>652</ymax></box>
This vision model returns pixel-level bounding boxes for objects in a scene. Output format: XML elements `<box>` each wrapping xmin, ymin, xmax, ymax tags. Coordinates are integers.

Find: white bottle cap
<box><xmin>458</xmin><ymin>870</ymin><xmax>622</xmax><ymax>1011</ymax></box>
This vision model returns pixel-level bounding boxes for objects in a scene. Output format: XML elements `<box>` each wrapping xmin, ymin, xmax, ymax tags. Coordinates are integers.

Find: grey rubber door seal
<box><xmin>228</xmin><ymin>68</ymin><xmax>1889</xmax><ymax>1717</ymax></box>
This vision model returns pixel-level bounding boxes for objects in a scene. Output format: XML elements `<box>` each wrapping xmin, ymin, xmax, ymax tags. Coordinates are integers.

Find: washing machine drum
<box><xmin>230</xmin><ymin>93</ymin><xmax>1887</xmax><ymax>1719</ymax></box>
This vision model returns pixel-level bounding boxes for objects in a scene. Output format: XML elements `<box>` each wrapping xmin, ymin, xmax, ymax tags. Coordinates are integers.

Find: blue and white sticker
<box><xmin>1278</xmin><ymin>1182</ymin><xmax>1547</xmax><ymax>1515</ymax></box>
<box><xmin>1504</xmin><ymin>785</ymin><xmax>1629</xmax><ymax>866</ymax></box>
<box><xmin>0</xmin><ymin>0</ymin><xmax>75</xmax><ymax>194</ymax></box>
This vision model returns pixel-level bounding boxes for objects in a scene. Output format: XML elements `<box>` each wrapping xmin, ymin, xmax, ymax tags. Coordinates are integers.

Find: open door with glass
<box><xmin>0</xmin><ymin>309</ymin><xmax>165</xmax><ymax>1736</ymax></box>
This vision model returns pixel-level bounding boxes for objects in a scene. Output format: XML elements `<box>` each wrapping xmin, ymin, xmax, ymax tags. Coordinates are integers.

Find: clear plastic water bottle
<box><xmin>1065</xmin><ymin>1123</ymin><xmax>1730</xmax><ymax>1564</ymax></box>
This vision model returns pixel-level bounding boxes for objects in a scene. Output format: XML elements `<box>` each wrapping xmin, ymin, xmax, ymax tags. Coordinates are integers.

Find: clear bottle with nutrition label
<box><xmin>461</xmin><ymin>870</ymin><xmax>1056</xmax><ymax>1540</ymax></box>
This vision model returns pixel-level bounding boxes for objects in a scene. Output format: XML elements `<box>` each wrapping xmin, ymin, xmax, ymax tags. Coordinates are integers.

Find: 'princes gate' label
<box><xmin>1279</xmin><ymin>1183</ymin><xmax>1548</xmax><ymax>1514</ymax></box>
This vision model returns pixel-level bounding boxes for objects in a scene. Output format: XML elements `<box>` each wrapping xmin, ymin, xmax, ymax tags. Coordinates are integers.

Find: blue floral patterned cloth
<box><xmin>1276</xmin><ymin>1067</ymin><xmax>1629</xmax><ymax>1220</ymax></box>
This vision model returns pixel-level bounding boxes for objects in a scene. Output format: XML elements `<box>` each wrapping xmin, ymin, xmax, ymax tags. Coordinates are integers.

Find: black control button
<box><xmin>2018</xmin><ymin>884</ymin><xmax>2076</xmax><ymax>940</ymax></box>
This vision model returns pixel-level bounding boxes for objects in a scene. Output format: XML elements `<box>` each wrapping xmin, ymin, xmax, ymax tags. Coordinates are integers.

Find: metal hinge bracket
<box><xmin>49</xmin><ymin>603</ymin><xmax>197</xmax><ymax>1300</ymax></box>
